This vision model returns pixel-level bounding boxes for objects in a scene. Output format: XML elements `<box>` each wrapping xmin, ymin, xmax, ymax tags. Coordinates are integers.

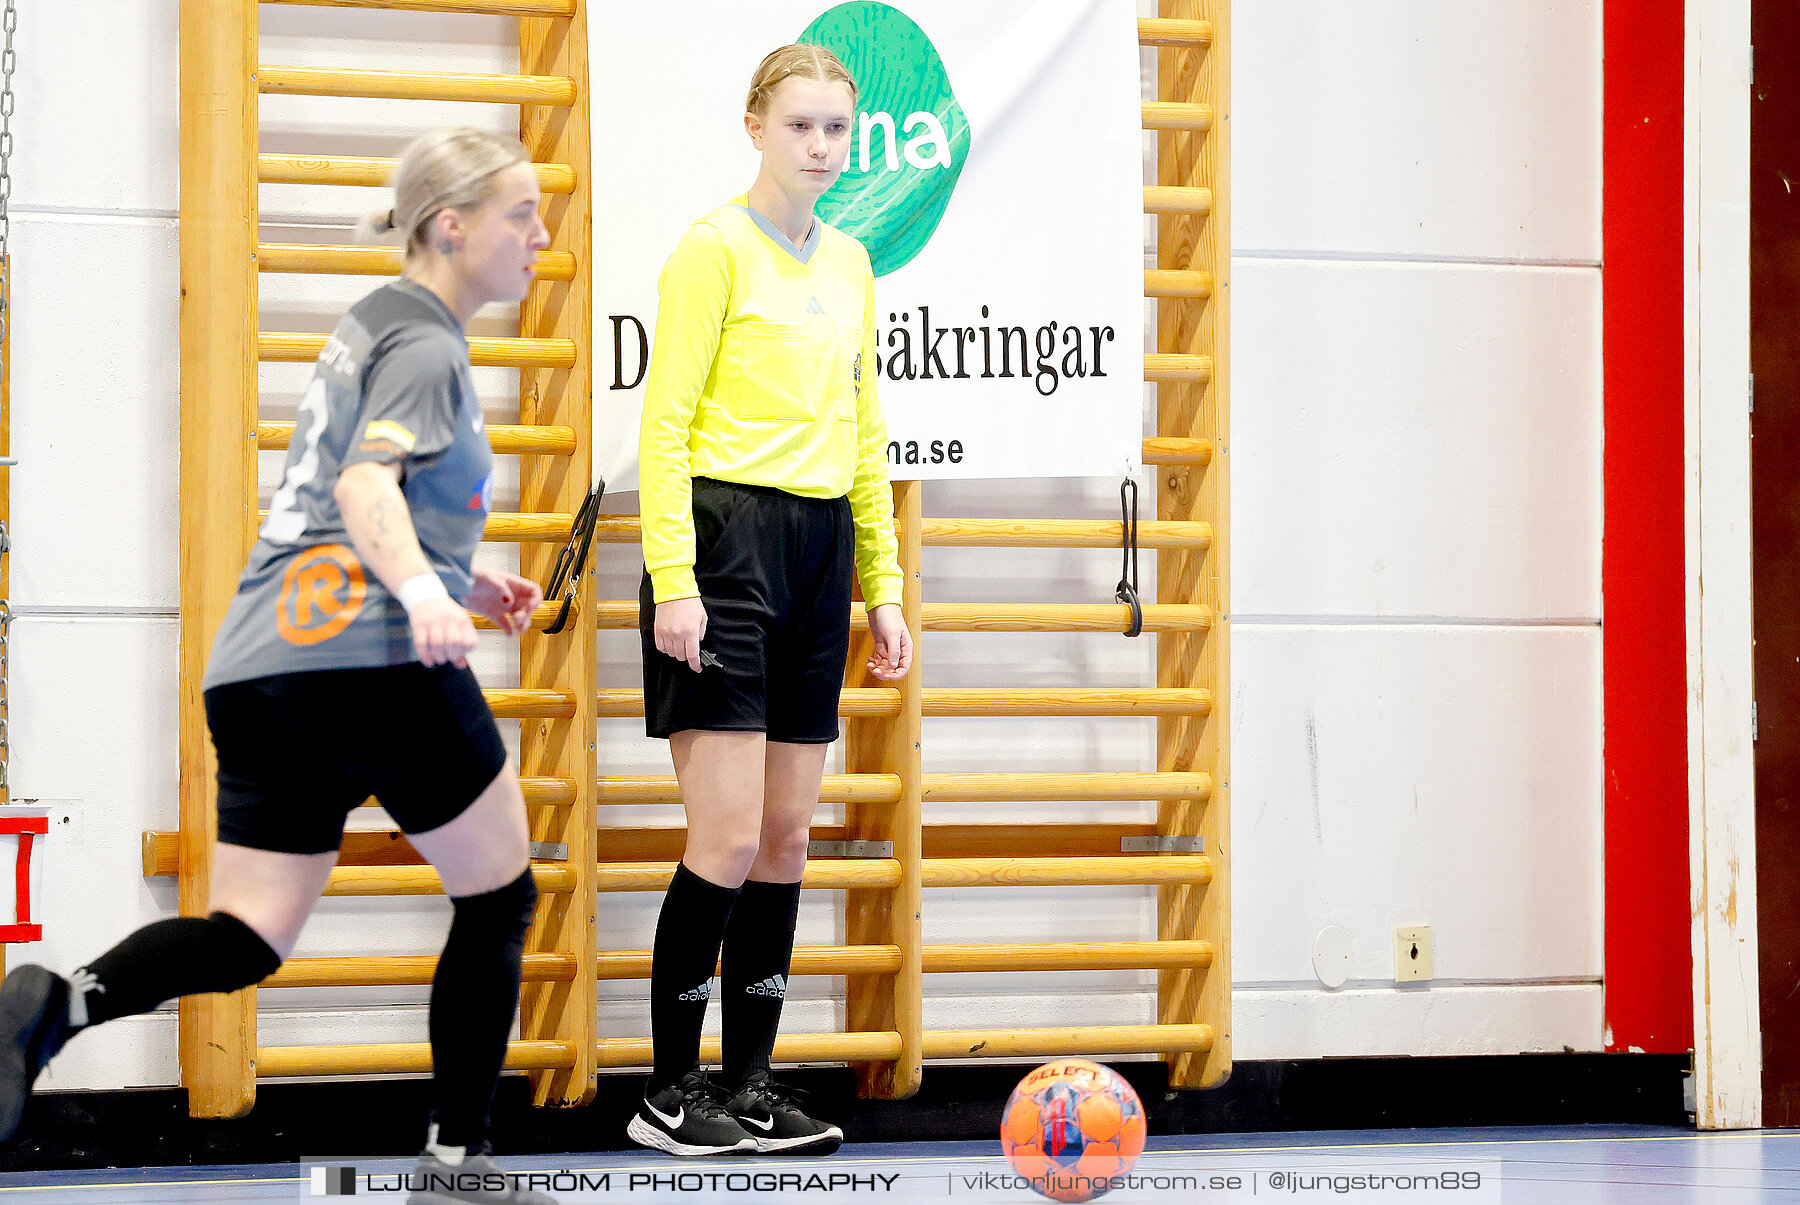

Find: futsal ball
<box><xmin>1000</xmin><ymin>1058</ymin><xmax>1147</xmax><ymax>1202</ymax></box>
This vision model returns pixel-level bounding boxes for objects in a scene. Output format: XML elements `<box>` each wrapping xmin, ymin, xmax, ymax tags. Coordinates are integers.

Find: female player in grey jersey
<box><xmin>0</xmin><ymin>129</ymin><xmax>555</xmax><ymax>1205</ymax></box>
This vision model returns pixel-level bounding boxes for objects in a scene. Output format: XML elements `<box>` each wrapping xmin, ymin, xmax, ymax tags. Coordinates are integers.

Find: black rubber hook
<box><xmin>1116</xmin><ymin>476</ymin><xmax>1143</xmax><ymax>638</ymax></box>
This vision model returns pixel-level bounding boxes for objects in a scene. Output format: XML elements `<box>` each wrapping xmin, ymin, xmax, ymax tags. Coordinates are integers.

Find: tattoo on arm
<box><xmin>366</xmin><ymin>494</ymin><xmax>398</xmax><ymax>553</ymax></box>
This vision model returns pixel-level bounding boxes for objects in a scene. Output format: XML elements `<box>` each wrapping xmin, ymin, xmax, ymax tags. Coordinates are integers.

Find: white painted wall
<box><xmin>1227</xmin><ymin>0</ymin><xmax>1604</xmax><ymax>1058</ymax></box>
<box><xmin>4</xmin><ymin>0</ymin><xmax>1603</xmax><ymax>1093</ymax></box>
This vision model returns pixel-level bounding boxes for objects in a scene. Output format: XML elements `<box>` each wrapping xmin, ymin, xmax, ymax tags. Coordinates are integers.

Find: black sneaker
<box><xmin>407</xmin><ymin>1145</ymin><xmax>557</xmax><ymax>1205</ymax></box>
<box><xmin>626</xmin><ymin>1070</ymin><xmax>757</xmax><ymax>1157</ymax></box>
<box><xmin>724</xmin><ymin>1069</ymin><xmax>843</xmax><ymax>1155</ymax></box>
<box><xmin>0</xmin><ymin>966</ymin><xmax>71</xmax><ymax>1143</ymax></box>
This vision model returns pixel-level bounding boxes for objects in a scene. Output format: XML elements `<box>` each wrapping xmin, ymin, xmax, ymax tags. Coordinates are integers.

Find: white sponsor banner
<box><xmin>591</xmin><ymin>0</ymin><xmax>1144</xmax><ymax>489</ymax></box>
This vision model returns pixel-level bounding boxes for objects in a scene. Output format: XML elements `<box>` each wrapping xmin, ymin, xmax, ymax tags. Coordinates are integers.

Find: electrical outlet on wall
<box><xmin>1394</xmin><ymin>925</ymin><xmax>1432</xmax><ymax>982</ymax></box>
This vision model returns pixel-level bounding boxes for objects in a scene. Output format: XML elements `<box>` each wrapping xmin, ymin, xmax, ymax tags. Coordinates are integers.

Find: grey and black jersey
<box><xmin>203</xmin><ymin>278</ymin><xmax>494</xmax><ymax>690</ymax></box>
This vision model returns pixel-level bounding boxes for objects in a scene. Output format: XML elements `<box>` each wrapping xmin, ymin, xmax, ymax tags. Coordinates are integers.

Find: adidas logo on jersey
<box><xmin>676</xmin><ymin>979</ymin><xmax>713</xmax><ymax>1003</ymax></box>
<box><xmin>805</xmin><ymin>296</ymin><xmax>826</xmax><ymax>316</ymax></box>
<box><xmin>746</xmin><ymin>974</ymin><xmax>787</xmax><ymax>999</ymax></box>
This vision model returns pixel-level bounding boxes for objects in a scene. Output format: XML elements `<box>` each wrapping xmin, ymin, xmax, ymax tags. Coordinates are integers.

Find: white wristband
<box><xmin>395</xmin><ymin>572</ymin><xmax>450</xmax><ymax>613</ymax></box>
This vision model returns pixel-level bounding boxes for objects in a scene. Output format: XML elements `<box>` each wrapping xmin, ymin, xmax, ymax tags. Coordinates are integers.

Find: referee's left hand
<box><xmin>867</xmin><ymin>604</ymin><xmax>913</xmax><ymax>681</ymax></box>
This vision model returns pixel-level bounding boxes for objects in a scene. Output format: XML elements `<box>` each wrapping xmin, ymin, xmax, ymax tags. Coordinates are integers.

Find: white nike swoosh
<box><xmin>646</xmin><ymin>1100</ymin><xmax>685</xmax><ymax>1129</ymax></box>
<box><xmin>742</xmin><ymin>1113</ymin><xmax>775</xmax><ymax>1131</ymax></box>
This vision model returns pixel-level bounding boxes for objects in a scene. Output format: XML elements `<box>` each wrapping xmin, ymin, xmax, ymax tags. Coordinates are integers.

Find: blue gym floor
<box><xmin>0</xmin><ymin>1126</ymin><xmax>1792</xmax><ymax>1202</ymax></box>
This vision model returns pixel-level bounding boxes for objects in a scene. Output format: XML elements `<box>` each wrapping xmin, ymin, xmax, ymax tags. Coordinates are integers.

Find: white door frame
<box><xmin>1686</xmin><ymin>0</ymin><xmax>1761</xmax><ymax>1132</ymax></box>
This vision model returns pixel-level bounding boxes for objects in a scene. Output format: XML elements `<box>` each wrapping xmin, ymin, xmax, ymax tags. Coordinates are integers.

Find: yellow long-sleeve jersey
<box><xmin>638</xmin><ymin>198</ymin><xmax>904</xmax><ymax>608</ymax></box>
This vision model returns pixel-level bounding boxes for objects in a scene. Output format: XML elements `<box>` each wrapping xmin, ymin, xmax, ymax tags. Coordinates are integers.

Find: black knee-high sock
<box><xmin>649</xmin><ymin>863</ymin><xmax>741</xmax><ymax>1093</ymax></box>
<box><xmin>720</xmin><ymin>878</ymin><xmax>802</xmax><ymax>1089</ymax></box>
<box><xmin>70</xmin><ymin>911</ymin><xmax>282</xmax><ymax>1029</ymax></box>
<box><xmin>427</xmin><ymin>866</ymin><xmax>538</xmax><ymax>1152</ymax></box>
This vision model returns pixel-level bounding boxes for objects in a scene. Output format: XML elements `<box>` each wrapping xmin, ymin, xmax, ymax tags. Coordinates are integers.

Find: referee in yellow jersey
<box><xmin>629</xmin><ymin>44</ymin><xmax>913</xmax><ymax>1158</ymax></box>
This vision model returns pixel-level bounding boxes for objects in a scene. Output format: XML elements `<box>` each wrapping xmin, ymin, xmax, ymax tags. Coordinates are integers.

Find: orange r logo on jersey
<box><xmin>275</xmin><ymin>544</ymin><xmax>367</xmax><ymax>646</ymax></box>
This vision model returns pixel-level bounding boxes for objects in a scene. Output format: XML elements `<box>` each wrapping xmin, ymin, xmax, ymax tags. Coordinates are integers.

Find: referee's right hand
<box><xmin>409</xmin><ymin>595</ymin><xmax>479</xmax><ymax>668</ymax></box>
<box><xmin>654</xmin><ymin>597</ymin><xmax>709</xmax><ymax>673</ymax></box>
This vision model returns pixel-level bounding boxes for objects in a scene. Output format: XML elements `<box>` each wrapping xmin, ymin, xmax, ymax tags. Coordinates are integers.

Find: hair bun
<box><xmin>355</xmin><ymin>207</ymin><xmax>400</xmax><ymax>244</ymax></box>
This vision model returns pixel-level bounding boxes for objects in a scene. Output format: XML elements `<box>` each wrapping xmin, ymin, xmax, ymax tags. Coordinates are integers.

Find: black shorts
<box><xmin>641</xmin><ymin>477</ymin><xmax>853</xmax><ymax>743</ymax></box>
<box><xmin>203</xmin><ymin>662</ymin><xmax>508</xmax><ymax>856</ymax></box>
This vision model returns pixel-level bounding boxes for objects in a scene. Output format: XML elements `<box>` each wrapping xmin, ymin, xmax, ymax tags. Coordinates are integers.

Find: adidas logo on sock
<box><xmin>676</xmin><ymin>979</ymin><xmax>713</xmax><ymax>1003</ymax></box>
<box><xmin>746</xmin><ymin>974</ymin><xmax>787</xmax><ymax>999</ymax></box>
<box><xmin>805</xmin><ymin>296</ymin><xmax>825</xmax><ymax>316</ymax></box>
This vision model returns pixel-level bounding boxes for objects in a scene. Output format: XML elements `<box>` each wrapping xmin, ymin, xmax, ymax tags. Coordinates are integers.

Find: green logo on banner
<box><xmin>799</xmin><ymin>2</ymin><xmax>970</xmax><ymax>277</ymax></box>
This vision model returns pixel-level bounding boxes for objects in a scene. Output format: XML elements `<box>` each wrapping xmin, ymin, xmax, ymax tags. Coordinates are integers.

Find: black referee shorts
<box><xmin>203</xmin><ymin>662</ymin><xmax>508</xmax><ymax>855</ymax></box>
<box><xmin>641</xmin><ymin>476</ymin><xmax>853</xmax><ymax>744</ymax></box>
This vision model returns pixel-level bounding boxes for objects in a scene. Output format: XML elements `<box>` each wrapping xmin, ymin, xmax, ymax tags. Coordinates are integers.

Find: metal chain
<box><xmin>0</xmin><ymin>0</ymin><xmax>19</xmax><ymax>796</ymax></box>
<box><xmin>0</xmin><ymin>0</ymin><xmax>14</xmax><ymax>265</ymax></box>
<box><xmin>0</xmin><ymin>599</ymin><xmax>10</xmax><ymax>796</ymax></box>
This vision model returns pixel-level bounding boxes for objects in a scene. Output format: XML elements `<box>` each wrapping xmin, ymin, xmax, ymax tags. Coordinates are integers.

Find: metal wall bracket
<box><xmin>529</xmin><ymin>841</ymin><xmax>569</xmax><ymax>861</ymax></box>
<box><xmin>808</xmin><ymin>839</ymin><xmax>895</xmax><ymax>858</ymax></box>
<box><xmin>1121</xmin><ymin>835</ymin><xmax>1203</xmax><ymax>854</ymax></box>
